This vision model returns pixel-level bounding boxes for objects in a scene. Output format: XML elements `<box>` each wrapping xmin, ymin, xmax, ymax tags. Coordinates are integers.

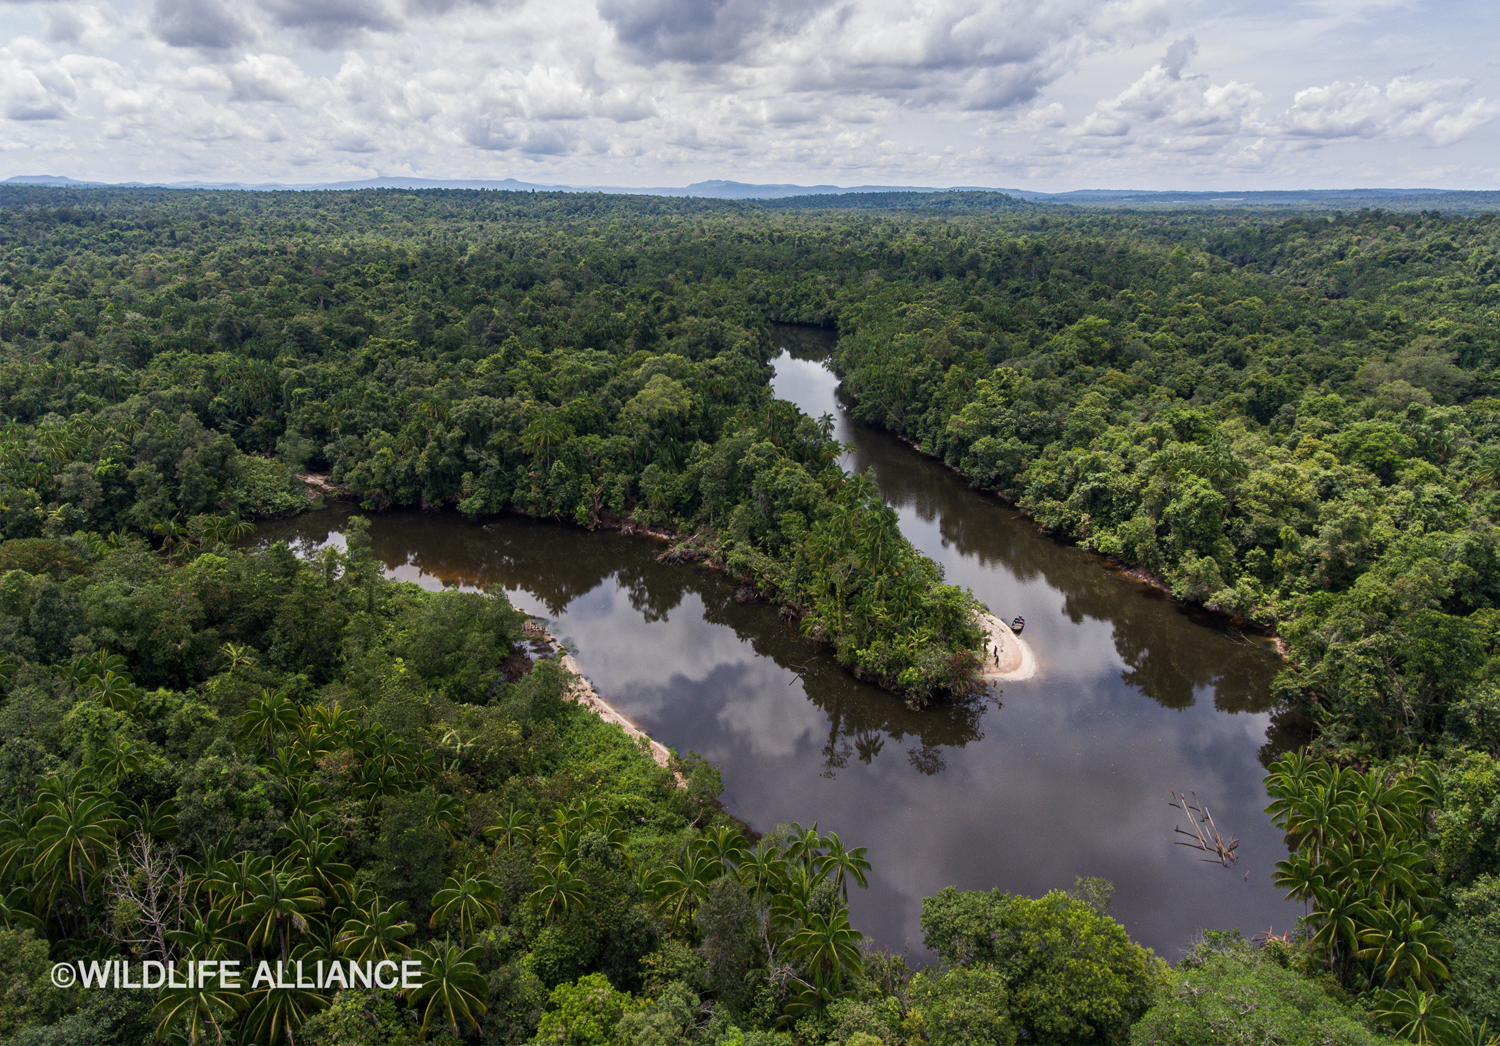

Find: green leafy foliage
<box><xmin>1130</xmin><ymin>933</ymin><xmax>1400</xmax><ymax>1046</ymax></box>
<box><xmin>902</xmin><ymin>964</ymin><xmax>1016</xmax><ymax>1045</ymax></box>
<box><xmin>920</xmin><ymin>885</ymin><xmax>1165</xmax><ymax>1044</ymax></box>
<box><xmin>1264</xmin><ymin>753</ymin><xmax>1450</xmax><ymax>990</ymax></box>
<box><xmin>1444</xmin><ymin>875</ymin><xmax>1500</xmax><ymax>1031</ymax></box>
<box><xmin>530</xmin><ymin>972</ymin><xmax>641</xmax><ymax>1046</ymax></box>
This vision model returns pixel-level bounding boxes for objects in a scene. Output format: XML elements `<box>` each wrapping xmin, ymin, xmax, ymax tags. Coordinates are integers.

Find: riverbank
<box><xmin>976</xmin><ymin>612</ymin><xmax>1037</xmax><ymax>683</ymax></box>
<box><xmin>879</xmin><ymin>417</ymin><xmax>1286</xmax><ymax>658</ymax></box>
<box><xmin>520</xmin><ymin>620</ymin><xmax>674</xmax><ymax>768</ymax></box>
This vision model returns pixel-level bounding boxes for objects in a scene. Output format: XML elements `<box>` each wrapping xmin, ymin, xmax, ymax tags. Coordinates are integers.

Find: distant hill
<box><xmin>3</xmin><ymin>174</ymin><xmax>1498</xmax><ymax>212</ymax></box>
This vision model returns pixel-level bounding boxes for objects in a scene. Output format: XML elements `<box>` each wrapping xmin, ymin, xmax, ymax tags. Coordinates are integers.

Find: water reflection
<box><xmin>262</xmin><ymin>507</ymin><xmax>989</xmax><ymax>776</ymax></box>
<box><xmin>258</xmin><ymin>327</ymin><xmax>1299</xmax><ymax>958</ymax></box>
<box><xmin>770</xmin><ymin>328</ymin><xmax>1281</xmax><ymax>716</ymax></box>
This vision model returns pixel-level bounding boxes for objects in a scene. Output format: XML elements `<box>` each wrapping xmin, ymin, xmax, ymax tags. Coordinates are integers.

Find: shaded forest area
<box><xmin>0</xmin><ymin>185</ymin><xmax>1494</xmax><ymax>1044</ymax></box>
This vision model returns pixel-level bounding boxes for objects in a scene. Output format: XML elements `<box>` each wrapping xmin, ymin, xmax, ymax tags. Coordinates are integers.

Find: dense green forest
<box><xmin>0</xmin><ymin>185</ymin><xmax>1496</xmax><ymax>1044</ymax></box>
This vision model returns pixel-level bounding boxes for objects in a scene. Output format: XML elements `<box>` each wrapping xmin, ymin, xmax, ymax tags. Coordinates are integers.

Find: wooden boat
<box><xmin>1010</xmin><ymin>616</ymin><xmax>1025</xmax><ymax>634</ymax></box>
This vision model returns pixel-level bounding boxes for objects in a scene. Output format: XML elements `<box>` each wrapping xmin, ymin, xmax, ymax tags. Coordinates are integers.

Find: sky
<box><xmin>0</xmin><ymin>0</ymin><xmax>1496</xmax><ymax>190</ymax></box>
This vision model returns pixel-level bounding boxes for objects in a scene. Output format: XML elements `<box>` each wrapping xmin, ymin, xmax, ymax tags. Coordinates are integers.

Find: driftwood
<box><xmin>1169</xmin><ymin>790</ymin><xmax>1239</xmax><ymax>866</ymax></box>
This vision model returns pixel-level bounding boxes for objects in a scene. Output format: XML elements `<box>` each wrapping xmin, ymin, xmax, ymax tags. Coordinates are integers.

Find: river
<box><xmin>259</xmin><ymin>326</ymin><xmax>1298</xmax><ymax>960</ymax></box>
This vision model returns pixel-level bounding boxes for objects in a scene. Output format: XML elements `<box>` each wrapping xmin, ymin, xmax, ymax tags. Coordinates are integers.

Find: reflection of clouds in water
<box><xmin>574</xmin><ymin>596</ymin><xmax>830</xmax><ymax>761</ymax></box>
<box><xmin>386</xmin><ymin>562</ymin><xmax>457</xmax><ymax>591</ymax></box>
<box><xmin>256</xmin><ymin>364</ymin><xmax>1296</xmax><ymax>955</ymax></box>
<box><xmin>613</xmin><ymin>659</ymin><xmax>830</xmax><ymax>763</ymax></box>
<box><xmin>498</xmin><ymin>588</ymin><xmax>550</xmax><ymax>618</ymax></box>
<box><xmin>712</xmin><ymin>670</ymin><xmax>828</xmax><ymax>760</ymax></box>
<box><xmin>562</xmin><ymin>590</ymin><xmax>737</xmax><ymax>688</ymax></box>
<box><xmin>829</xmin><ymin>686</ymin><xmax>1292</xmax><ymax>953</ymax></box>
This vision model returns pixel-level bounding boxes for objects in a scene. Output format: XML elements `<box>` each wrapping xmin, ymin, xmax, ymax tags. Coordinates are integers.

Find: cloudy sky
<box><xmin>1</xmin><ymin>0</ymin><xmax>1495</xmax><ymax>189</ymax></box>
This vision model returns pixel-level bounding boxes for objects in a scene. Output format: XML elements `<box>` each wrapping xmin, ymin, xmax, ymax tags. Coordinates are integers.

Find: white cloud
<box><xmin>226</xmin><ymin>53</ymin><xmax>311</xmax><ymax>103</ymax></box>
<box><xmin>257</xmin><ymin>0</ymin><xmax>399</xmax><ymax>49</ymax></box>
<box><xmin>0</xmin><ymin>0</ymin><xmax>1492</xmax><ymax>187</ymax></box>
<box><xmin>1283</xmin><ymin>76</ymin><xmax>1497</xmax><ymax>145</ymax></box>
<box><xmin>1074</xmin><ymin>40</ymin><xmax>1264</xmax><ymax>148</ymax></box>
<box><xmin>1</xmin><ymin>38</ymin><xmax>77</xmax><ymax>120</ymax></box>
<box><xmin>1009</xmin><ymin>34</ymin><xmax>1497</xmax><ymax>179</ymax></box>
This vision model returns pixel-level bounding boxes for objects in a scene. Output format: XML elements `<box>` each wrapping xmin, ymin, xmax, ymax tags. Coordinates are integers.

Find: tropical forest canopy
<box><xmin>0</xmin><ymin>184</ymin><xmax>1496</xmax><ymax>1044</ymax></box>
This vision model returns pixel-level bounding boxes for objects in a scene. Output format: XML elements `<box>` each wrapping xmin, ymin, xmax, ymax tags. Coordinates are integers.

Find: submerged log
<box><xmin>1169</xmin><ymin>790</ymin><xmax>1239</xmax><ymax>866</ymax></box>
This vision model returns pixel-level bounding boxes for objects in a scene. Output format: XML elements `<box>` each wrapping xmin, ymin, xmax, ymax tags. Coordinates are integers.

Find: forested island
<box><xmin>0</xmin><ymin>184</ymin><xmax>1496</xmax><ymax>1044</ymax></box>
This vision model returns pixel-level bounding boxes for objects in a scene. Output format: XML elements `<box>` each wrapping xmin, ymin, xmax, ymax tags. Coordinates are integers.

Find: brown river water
<box><xmin>259</xmin><ymin>325</ymin><xmax>1299</xmax><ymax>960</ymax></box>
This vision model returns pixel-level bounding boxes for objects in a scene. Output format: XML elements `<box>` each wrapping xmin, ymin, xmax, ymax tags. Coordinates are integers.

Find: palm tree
<box><xmin>125</xmin><ymin>797</ymin><xmax>181</xmax><ymax>842</ymax></box>
<box><xmin>153</xmin><ymin>519</ymin><xmax>190</xmax><ymax>555</ymax></box>
<box><xmin>429</xmin><ymin>867</ymin><xmax>501</xmax><ymax>943</ymax></box>
<box><xmin>29</xmin><ymin>790</ymin><xmax>124</xmax><ymax>906</ymax></box>
<box><xmin>771</xmin><ymin>863</ymin><xmax>830</xmax><ymax>933</ymax></box>
<box><xmin>427</xmin><ymin>793</ymin><xmax>466</xmax><ymax>842</ymax></box>
<box><xmin>1305</xmin><ymin>882</ymin><xmax>1375</xmax><ymax>982</ymax></box>
<box><xmin>284</xmin><ymin>779</ymin><xmax>328</xmax><ymax>818</ymax></box>
<box><xmin>654</xmin><ymin>850</ymin><xmax>721</xmax><ymax>928</ymax></box>
<box><xmin>238</xmin><ymin>690</ymin><xmax>300</xmax><ymax>761</ymax></box>
<box><xmin>1371</xmin><ymin>980</ymin><xmax>1466</xmax><ymax>1046</ymax></box>
<box><xmin>734</xmin><ymin>844</ymin><xmax>789</xmax><ymax>906</ymax></box>
<box><xmin>530</xmin><ymin>860</ymin><xmax>586</xmax><ymax>925</ymax></box>
<box><xmin>782</xmin><ymin>823</ymin><xmax>825</xmax><ymax>869</ymax></box>
<box><xmin>787</xmin><ymin>909</ymin><xmax>865</xmax><ymax>996</ymax></box>
<box><xmin>235</xmin><ymin>864</ymin><xmax>322</xmax><ymax>964</ymax></box>
<box><xmin>336</xmin><ymin>895</ymin><xmax>413</xmax><ymax>962</ymax></box>
<box><xmin>63</xmin><ymin>651</ymin><xmax>128</xmax><ymax>689</ymax></box>
<box><xmin>522</xmin><ymin>409</ymin><xmax>574</xmax><ymax>471</ymax></box>
<box><xmin>221</xmin><ymin>642</ymin><xmax>257</xmax><ymax>671</ymax></box>
<box><xmin>240</xmin><ymin>985</ymin><xmax>328</xmax><ymax>1046</ymax></box>
<box><xmin>0</xmin><ymin>888</ymin><xmax>41</xmax><ymax>932</ymax></box>
<box><xmin>279</xmin><ymin>832</ymin><xmax>353</xmax><ymax>901</ymax></box>
<box><xmin>152</xmin><ymin>978</ymin><xmax>246</xmax><ymax>1046</ymax></box>
<box><xmin>405</xmin><ymin>941</ymin><xmax>489</xmax><ymax>1037</ymax></box>
<box><xmin>1357</xmin><ymin>839</ymin><xmax>1432</xmax><ymax>906</ymax></box>
<box><xmin>485</xmin><ymin>808</ymin><xmax>534</xmax><ymax>852</ymax></box>
<box><xmin>1357</xmin><ymin>899</ymin><xmax>1453</xmax><ymax>990</ymax></box>
<box><xmin>367</xmin><ymin>730</ymin><xmax>414</xmax><ymax>776</ymax></box>
<box><xmin>93</xmin><ymin>734</ymin><xmax>146</xmax><ymax>786</ymax></box>
<box><xmin>815</xmin><ymin>832</ymin><xmax>871</xmax><ymax>898</ymax></box>
<box><xmin>198</xmin><ymin>851</ymin><xmax>269</xmax><ymax>919</ymax></box>
<box><xmin>267</xmin><ymin>749</ymin><xmax>317</xmax><ymax>797</ymax></box>
<box><xmin>167</xmin><ymin>907</ymin><xmax>242</xmax><ymax>961</ymax></box>
<box><xmin>695</xmin><ymin>825</ymin><xmax>749</xmax><ymax>870</ymax></box>
<box><xmin>222</xmin><ymin>514</ymin><xmax>255</xmax><ymax>544</ymax></box>
<box><xmin>84</xmin><ymin>670</ymin><xmax>141</xmax><ymax>713</ymax></box>
<box><xmin>34</xmin><ymin>424</ymin><xmax>82</xmax><ymax>466</ymax></box>
<box><xmin>356</xmin><ymin>764</ymin><xmax>407</xmax><ymax>814</ymax></box>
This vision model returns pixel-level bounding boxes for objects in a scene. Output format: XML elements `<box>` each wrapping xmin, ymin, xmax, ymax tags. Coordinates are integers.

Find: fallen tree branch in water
<box><xmin>1170</xmin><ymin>790</ymin><xmax>1239</xmax><ymax>866</ymax></box>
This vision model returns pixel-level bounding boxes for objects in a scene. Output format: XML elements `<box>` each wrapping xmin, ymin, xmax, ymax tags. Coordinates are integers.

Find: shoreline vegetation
<box><xmin>0</xmin><ymin>185</ymin><xmax>1495</xmax><ymax>1044</ymax></box>
<box><xmin>520</xmin><ymin>618</ymin><xmax>673</xmax><ymax>769</ymax></box>
<box><xmin>301</xmin><ymin>472</ymin><xmax>1043</xmax><ymax>701</ymax></box>
<box><xmin>882</xmin><ymin>416</ymin><xmax>1291</xmax><ymax>653</ymax></box>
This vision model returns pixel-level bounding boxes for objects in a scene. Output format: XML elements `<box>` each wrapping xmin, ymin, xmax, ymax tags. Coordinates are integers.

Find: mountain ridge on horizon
<box><xmin>4</xmin><ymin>174</ymin><xmax>1495</xmax><ymax>210</ymax></box>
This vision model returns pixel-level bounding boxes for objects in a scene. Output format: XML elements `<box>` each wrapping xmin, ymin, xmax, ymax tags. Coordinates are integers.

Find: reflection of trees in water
<box><xmin>841</xmin><ymin>417</ymin><xmax>1280</xmax><ymax>716</ymax></box>
<box><xmin>264</xmin><ymin>368</ymin><xmax>1286</xmax><ymax>763</ymax></box>
<box><xmin>261</xmin><ymin>505</ymin><xmax>987</xmax><ymax>778</ymax></box>
<box><xmin>673</xmin><ymin>555</ymin><xmax>989</xmax><ymax>777</ymax></box>
<box><xmin>767</xmin><ymin>327</ymin><xmax>1283</xmax><ymax>721</ymax></box>
<box><xmin>773</xmin><ymin>324</ymin><xmax>838</xmax><ymax>362</ymax></box>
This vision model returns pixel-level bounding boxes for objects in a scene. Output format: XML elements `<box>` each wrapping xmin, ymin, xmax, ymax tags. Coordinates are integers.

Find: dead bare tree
<box><xmin>104</xmin><ymin>832</ymin><xmax>189</xmax><ymax>963</ymax></box>
<box><xmin>1169</xmin><ymin>791</ymin><xmax>1240</xmax><ymax>867</ymax></box>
